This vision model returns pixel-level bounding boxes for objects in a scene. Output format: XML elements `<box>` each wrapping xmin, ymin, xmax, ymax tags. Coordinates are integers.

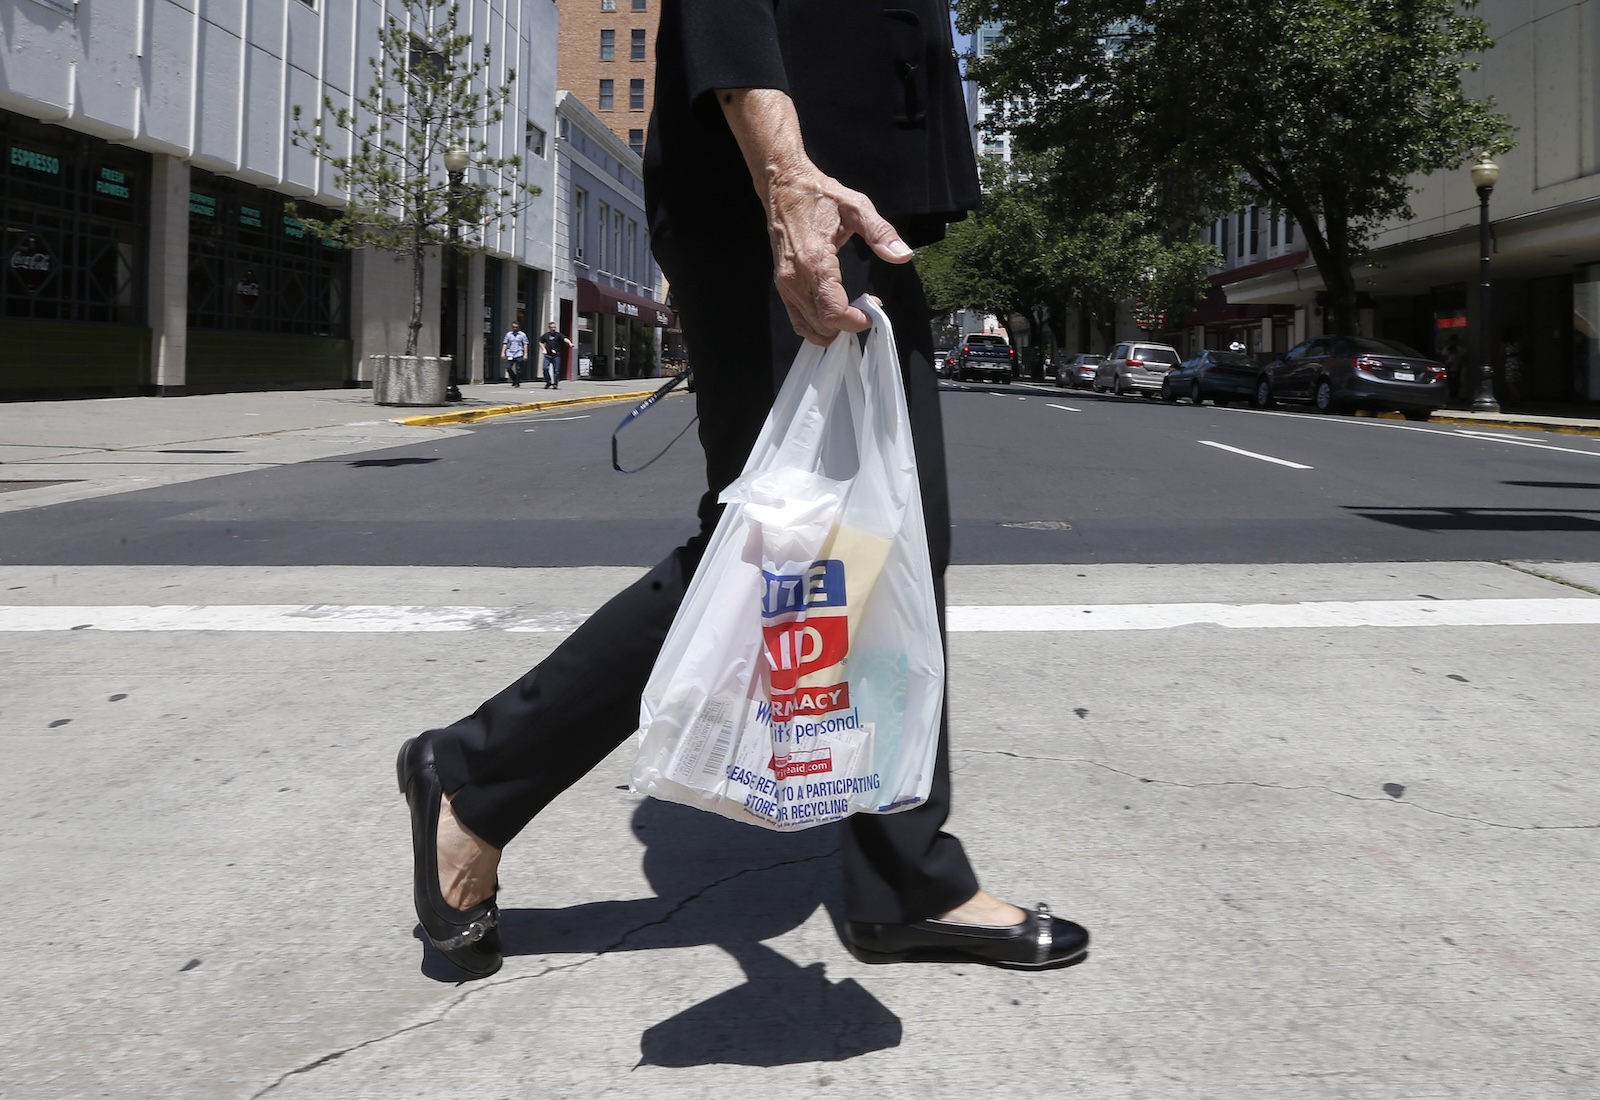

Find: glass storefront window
<box><xmin>186</xmin><ymin>169</ymin><xmax>349</xmax><ymax>337</ymax></box>
<box><xmin>1572</xmin><ymin>264</ymin><xmax>1600</xmax><ymax>401</ymax></box>
<box><xmin>2</xmin><ymin>111</ymin><xmax>148</xmax><ymax>325</ymax></box>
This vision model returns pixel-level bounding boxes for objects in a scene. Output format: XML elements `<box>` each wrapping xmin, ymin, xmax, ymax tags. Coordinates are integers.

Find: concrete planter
<box><xmin>371</xmin><ymin>354</ymin><xmax>452</xmax><ymax>406</ymax></box>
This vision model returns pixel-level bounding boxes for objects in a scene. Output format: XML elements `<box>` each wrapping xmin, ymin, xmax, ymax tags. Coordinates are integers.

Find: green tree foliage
<box><xmin>292</xmin><ymin>0</ymin><xmax>537</xmax><ymax>355</ymax></box>
<box><xmin>918</xmin><ymin>155</ymin><xmax>1212</xmax><ymax>350</ymax></box>
<box><xmin>959</xmin><ymin>0</ymin><xmax>1515</xmax><ymax>334</ymax></box>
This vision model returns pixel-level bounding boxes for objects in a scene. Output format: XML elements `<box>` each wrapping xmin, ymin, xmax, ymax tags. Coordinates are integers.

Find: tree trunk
<box><xmin>1289</xmin><ymin>206</ymin><xmax>1359</xmax><ymax>336</ymax></box>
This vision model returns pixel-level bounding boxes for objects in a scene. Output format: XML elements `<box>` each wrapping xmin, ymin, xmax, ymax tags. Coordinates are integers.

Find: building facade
<box><xmin>553</xmin><ymin>0</ymin><xmax>655</xmax><ymax>155</ymax></box>
<box><xmin>0</xmin><ymin>0</ymin><xmax>559</xmax><ymax>398</ymax></box>
<box><xmin>1213</xmin><ymin>0</ymin><xmax>1600</xmax><ymax>408</ymax></box>
<box><xmin>550</xmin><ymin>90</ymin><xmax>669</xmax><ymax>380</ymax></box>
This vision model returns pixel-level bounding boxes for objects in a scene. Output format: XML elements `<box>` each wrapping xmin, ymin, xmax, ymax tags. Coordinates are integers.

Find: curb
<box><xmin>389</xmin><ymin>389</ymin><xmax>660</xmax><ymax>428</ymax></box>
<box><xmin>1369</xmin><ymin>410</ymin><xmax>1600</xmax><ymax>436</ymax></box>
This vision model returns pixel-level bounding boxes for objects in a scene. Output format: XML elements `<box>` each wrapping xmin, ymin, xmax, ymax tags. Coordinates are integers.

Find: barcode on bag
<box><xmin>667</xmin><ymin>697</ymin><xmax>734</xmax><ymax>790</ymax></box>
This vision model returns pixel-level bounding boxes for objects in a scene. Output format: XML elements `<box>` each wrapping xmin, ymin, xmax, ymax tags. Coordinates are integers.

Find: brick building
<box><xmin>555</xmin><ymin>0</ymin><xmax>657</xmax><ymax>155</ymax></box>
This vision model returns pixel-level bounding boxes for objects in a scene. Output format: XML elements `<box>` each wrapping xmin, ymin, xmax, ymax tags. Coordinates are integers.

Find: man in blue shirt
<box><xmin>500</xmin><ymin>322</ymin><xmax>530</xmax><ymax>387</ymax></box>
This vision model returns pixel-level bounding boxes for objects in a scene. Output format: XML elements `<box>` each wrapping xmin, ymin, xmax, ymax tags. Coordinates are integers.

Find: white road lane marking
<box><xmin>1451</xmin><ymin>430</ymin><xmax>1600</xmax><ymax>458</ymax></box>
<box><xmin>1198</xmin><ymin>440</ymin><xmax>1313</xmax><ymax>469</ymax></box>
<box><xmin>1046</xmin><ymin>403</ymin><xmax>1080</xmax><ymax>413</ymax></box>
<box><xmin>4</xmin><ymin>599</ymin><xmax>1598</xmax><ymax>634</ymax></box>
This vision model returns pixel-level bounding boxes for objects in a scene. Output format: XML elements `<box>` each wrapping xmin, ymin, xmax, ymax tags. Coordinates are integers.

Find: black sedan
<box><xmin>1254</xmin><ymin>335</ymin><xmax>1447</xmax><ymax>420</ymax></box>
<box><xmin>1160</xmin><ymin>349</ymin><xmax>1259</xmax><ymax>406</ymax></box>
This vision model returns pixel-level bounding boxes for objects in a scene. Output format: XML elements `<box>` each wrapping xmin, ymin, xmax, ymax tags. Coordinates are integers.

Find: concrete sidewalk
<box><xmin>2</xmin><ymin>559</ymin><xmax>1599</xmax><ymax>1097</ymax></box>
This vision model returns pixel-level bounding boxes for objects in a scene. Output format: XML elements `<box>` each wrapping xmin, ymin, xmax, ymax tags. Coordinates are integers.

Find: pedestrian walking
<box><xmin>398</xmin><ymin>0</ymin><xmax>1091</xmax><ymax>980</ymax></box>
<box><xmin>500</xmin><ymin>321</ymin><xmax>529</xmax><ymax>387</ymax></box>
<box><xmin>539</xmin><ymin>322</ymin><xmax>572</xmax><ymax>389</ymax></box>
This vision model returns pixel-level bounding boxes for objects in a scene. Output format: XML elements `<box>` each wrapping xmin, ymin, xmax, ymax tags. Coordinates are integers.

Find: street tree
<box><xmin>919</xmin><ymin>155</ymin><xmax>1212</xmax><ymax>352</ymax></box>
<box><xmin>291</xmin><ymin>0</ymin><xmax>536</xmax><ymax>356</ymax></box>
<box><xmin>960</xmin><ymin>0</ymin><xmax>1515</xmax><ymax>334</ymax></box>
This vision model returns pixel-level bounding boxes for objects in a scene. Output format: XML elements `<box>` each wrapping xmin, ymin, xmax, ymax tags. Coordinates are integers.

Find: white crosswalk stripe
<box><xmin>4</xmin><ymin>597</ymin><xmax>1598</xmax><ymax>633</ymax></box>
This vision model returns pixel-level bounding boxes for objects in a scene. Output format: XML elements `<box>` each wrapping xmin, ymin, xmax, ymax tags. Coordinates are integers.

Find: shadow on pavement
<box><xmin>418</xmin><ymin>798</ymin><xmax>902</xmax><ymax>1067</ymax></box>
<box><xmin>1347</xmin><ymin>505</ymin><xmax>1600</xmax><ymax>532</ymax></box>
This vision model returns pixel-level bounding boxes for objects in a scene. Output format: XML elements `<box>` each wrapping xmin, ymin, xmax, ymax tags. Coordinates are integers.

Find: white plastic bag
<box><xmin>632</xmin><ymin>298</ymin><xmax>944</xmax><ymax>831</ymax></box>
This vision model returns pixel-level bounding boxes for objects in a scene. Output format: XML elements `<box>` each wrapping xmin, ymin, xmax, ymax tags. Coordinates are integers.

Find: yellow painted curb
<box><xmin>1367</xmin><ymin>409</ymin><xmax>1600</xmax><ymax>437</ymax></box>
<box><xmin>390</xmin><ymin>389</ymin><xmax>661</xmax><ymax>428</ymax></box>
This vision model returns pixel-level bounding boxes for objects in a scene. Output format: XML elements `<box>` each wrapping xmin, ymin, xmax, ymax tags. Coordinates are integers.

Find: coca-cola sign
<box><xmin>8</xmin><ymin>234</ymin><xmax>52</xmax><ymax>294</ymax></box>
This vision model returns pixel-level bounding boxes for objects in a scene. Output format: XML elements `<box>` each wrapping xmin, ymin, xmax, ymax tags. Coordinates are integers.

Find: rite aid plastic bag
<box><xmin>632</xmin><ymin>298</ymin><xmax>944</xmax><ymax>831</ymax></box>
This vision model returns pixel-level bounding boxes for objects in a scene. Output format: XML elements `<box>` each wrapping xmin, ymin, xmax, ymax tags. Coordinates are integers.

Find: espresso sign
<box><xmin>8</xmin><ymin>233</ymin><xmax>52</xmax><ymax>293</ymax></box>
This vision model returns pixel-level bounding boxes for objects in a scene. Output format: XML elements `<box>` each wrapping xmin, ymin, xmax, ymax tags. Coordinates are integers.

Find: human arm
<box><xmin>716</xmin><ymin>87</ymin><xmax>911</xmax><ymax>343</ymax></box>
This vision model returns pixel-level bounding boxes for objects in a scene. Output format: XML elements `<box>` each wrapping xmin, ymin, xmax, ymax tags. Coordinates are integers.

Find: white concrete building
<box><xmin>0</xmin><ymin>0</ymin><xmax>559</xmax><ymax>397</ymax></box>
<box><xmin>1217</xmin><ymin>0</ymin><xmax>1600</xmax><ymax>407</ymax></box>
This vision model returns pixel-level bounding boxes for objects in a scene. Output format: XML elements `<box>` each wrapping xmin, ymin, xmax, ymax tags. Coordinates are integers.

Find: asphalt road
<box><xmin>4</xmin><ymin>381</ymin><xmax>1600</xmax><ymax>567</ymax></box>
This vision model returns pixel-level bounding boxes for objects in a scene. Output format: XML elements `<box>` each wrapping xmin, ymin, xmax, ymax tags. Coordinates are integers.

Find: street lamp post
<box><xmin>1471</xmin><ymin>156</ymin><xmax>1501</xmax><ymax>413</ymax></box>
<box><xmin>443</xmin><ymin>142</ymin><xmax>470</xmax><ymax>402</ymax></box>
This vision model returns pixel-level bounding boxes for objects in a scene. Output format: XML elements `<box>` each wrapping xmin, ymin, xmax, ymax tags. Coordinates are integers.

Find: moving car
<box><xmin>1056</xmin><ymin>353</ymin><xmax>1103</xmax><ymax>389</ymax></box>
<box><xmin>1161</xmin><ymin>349</ymin><xmax>1259</xmax><ymax>405</ymax></box>
<box><xmin>951</xmin><ymin>333</ymin><xmax>1016</xmax><ymax>383</ymax></box>
<box><xmin>1253</xmin><ymin>335</ymin><xmax>1447</xmax><ymax>419</ymax></box>
<box><xmin>1093</xmin><ymin>341</ymin><xmax>1182</xmax><ymax>396</ymax></box>
<box><xmin>934</xmin><ymin>348</ymin><xmax>954</xmax><ymax>377</ymax></box>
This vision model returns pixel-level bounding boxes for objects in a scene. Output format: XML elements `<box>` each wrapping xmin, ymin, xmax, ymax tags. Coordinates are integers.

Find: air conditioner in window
<box><xmin>575</xmin><ymin>248</ymin><xmax>584</xmax><ymax>262</ymax></box>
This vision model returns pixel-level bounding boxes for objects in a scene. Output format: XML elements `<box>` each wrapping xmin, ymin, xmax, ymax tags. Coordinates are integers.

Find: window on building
<box><xmin>632</xmin><ymin>0</ymin><xmax>647</xmax><ymax>10</ymax></box>
<box><xmin>628</xmin><ymin>128</ymin><xmax>645</xmax><ymax>154</ymax></box>
<box><xmin>1236</xmin><ymin>210</ymin><xmax>1245</xmax><ymax>258</ymax></box>
<box><xmin>598</xmin><ymin>79</ymin><xmax>614</xmax><ymax>111</ymax></box>
<box><xmin>1285</xmin><ymin>217</ymin><xmax>1296</xmax><ymax>244</ymax></box>
<box><xmin>601</xmin><ymin>0</ymin><xmax>616</xmax><ymax>10</ymax></box>
<box><xmin>184</xmin><ymin>170</ymin><xmax>350</xmax><ymax>337</ymax></box>
<box><xmin>631</xmin><ymin>28</ymin><xmax>646</xmax><ymax>61</ymax></box>
<box><xmin>1269</xmin><ymin>208</ymin><xmax>1279</xmax><ymax>249</ymax></box>
<box><xmin>613</xmin><ymin>210</ymin><xmax>624</xmax><ymax>279</ymax></box>
<box><xmin>525</xmin><ymin>122</ymin><xmax>546</xmax><ymax>158</ymax></box>
<box><xmin>626</xmin><ymin>219</ymin><xmax>637</xmax><ymax>281</ymax></box>
<box><xmin>573</xmin><ymin>188</ymin><xmax>588</xmax><ymax>263</ymax></box>
<box><xmin>1248</xmin><ymin>206</ymin><xmax>1259</xmax><ymax>256</ymax></box>
<box><xmin>629</xmin><ymin>79</ymin><xmax>645</xmax><ymax>111</ymax></box>
<box><xmin>600</xmin><ymin>29</ymin><xmax>615</xmax><ymax>61</ymax></box>
<box><xmin>1220</xmin><ymin>218</ymin><xmax>1230</xmax><ymax>261</ymax></box>
<box><xmin>1</xmin><ymin>118</ymin><xmax>150</xmax><ymax>326</ymax></box>
<box><xmin>597</xmin><ymin>201</ymin><xmax>610</xmax><ymax>269</ymax></box>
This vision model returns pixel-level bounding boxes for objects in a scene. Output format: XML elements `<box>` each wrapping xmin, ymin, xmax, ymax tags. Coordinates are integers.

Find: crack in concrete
<box><xmin>1500</xmin><ymin>560</ymin><xmax>1600</xmax><ymax>598</ymax></box>
<box><xmin>956</xmin><ymin>748</ymin><xmax>1600</xmax><ymax>831</ymax></box>
<box><xmin>248</xmin><ymin>848</ymin><xmax>837</xmax><ymax>1097</ymax></box>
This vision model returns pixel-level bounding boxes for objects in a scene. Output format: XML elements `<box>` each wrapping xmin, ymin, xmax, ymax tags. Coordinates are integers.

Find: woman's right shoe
<box><xmin>396</xmin><ymin>736</ymin><xmax>503</xmax><ymax>978</ymax></box>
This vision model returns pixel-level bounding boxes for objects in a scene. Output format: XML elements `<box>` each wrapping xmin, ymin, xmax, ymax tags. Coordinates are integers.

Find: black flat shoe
<box><xmin>844</xmin><ymin>903</ymin><xmax>1089</xmax><ymax>971</ymax></box>
<box><xmin>396</xmin><ymin>736</ymin><xmax>502</xmax><ymax>978</ymax></box>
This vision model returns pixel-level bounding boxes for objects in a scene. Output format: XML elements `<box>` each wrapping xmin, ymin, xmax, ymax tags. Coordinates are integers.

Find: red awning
<box><xmin>576</xmin><ymin>278</ymin><xmax>676</xmax><ymax>329</ymax></box>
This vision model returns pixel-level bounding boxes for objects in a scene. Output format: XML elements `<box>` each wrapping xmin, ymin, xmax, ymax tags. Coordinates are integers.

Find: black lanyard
<box><xmin>611</xmin><ymin>369</ymin><xmax>697</xmax><ymax>473</ymax></box>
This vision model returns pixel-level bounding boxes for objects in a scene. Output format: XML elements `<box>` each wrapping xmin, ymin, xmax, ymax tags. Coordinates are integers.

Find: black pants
<box><xmin>430</xmin><ymin>223</ymin><xmax>978</xmax><ymax>924</ymax></box>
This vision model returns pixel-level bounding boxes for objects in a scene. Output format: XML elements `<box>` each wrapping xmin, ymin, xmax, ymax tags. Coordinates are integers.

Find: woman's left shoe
<box><xmin>396</xmin><ymin>735</ymin><xmax>503</xmax><ymax>978</ymax></box>
<box><xmin>843</xmin><ymin>903</ymin><xmax>1089</xmax><ymax>970</ymax></box>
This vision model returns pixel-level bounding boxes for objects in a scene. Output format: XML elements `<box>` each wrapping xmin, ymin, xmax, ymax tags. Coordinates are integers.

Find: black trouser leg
<box><xmin>430</xmin><ymin>224</ymin><xmax>976</xmax><ymax>923</ymax></box>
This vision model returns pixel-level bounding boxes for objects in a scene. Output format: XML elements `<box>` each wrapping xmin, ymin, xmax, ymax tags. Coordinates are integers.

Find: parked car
<box><xmin>951</xmin><ymin>333</ymin><xmax>1016</xmax><ymax>383</ymax></box>
<box><xmin>1253</xmin><ymin>335</ymin><xmax>1447</xmax><ymax>419</ymax></box>
<box><xmin>1056</xmin><ymin>353</ymin><xmax>1103</xmax><ymax>389</ymax></box>
<box><xmin>1093</xmin><ymin>341</ymin><xmax>1182</xmax><ymax>396</ymax></box>
<box><xmin>934</xmin><ymin>348</ymin><xmax>954</xmax><ymax>377</ymax></box>
<box><xmin>1161</xmin><ymin>349</ymin><xmax>1259</xmax><ymax>405</ymax></box>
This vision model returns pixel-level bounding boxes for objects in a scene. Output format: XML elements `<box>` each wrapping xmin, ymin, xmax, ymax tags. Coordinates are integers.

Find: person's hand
<box><xmin>765</xmin><ymin>164</ymin><xmax>912</xmax><ymax>344</ymax></box>
<box><xmin>717</xmin><ymin>87</ymin><xmax>912</xmax><ymax>345</ymax></box>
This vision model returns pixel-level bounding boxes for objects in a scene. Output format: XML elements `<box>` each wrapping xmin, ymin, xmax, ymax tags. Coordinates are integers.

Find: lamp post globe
<box><xmin>1471</xmin><ymin>156</ymin><xmax>1501</xmax><ymax>413</ymax></box>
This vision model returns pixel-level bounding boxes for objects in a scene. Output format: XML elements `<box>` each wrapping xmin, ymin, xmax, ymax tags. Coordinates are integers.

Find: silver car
<box><xmin>1093</xmin><ymin>341</ymin><xmax>1183</xmax><ymax>396</ymax></box>
<box><xmin>1056</xmin><ymin>353</ymin><xmax>1103</xmax><ymax>389</ymax></box>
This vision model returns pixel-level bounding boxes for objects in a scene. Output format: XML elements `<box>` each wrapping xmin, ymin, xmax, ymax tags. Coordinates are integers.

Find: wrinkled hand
<box><xmin>764</xmin><ymin>165</ymin><xmax>912</xmax><ymax>344</ymax></box>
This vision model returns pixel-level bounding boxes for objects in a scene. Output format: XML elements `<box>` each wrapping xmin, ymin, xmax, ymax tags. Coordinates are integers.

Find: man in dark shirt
<box><xmin>399</xmin><ymin>0</ymin><xmax>1090</xmax><ymax>979</ymax></box>
<box><xmin>537</xmin><ymin>322</ymin><xmax>572</xmax><ymax>389</ymax></box>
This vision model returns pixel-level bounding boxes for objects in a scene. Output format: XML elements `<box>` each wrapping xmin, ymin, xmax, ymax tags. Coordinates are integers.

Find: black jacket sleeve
<box><xmin>678</xmin><ymin>0</ymin><xmax>790</xmax><ymax>105</ymax></box>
